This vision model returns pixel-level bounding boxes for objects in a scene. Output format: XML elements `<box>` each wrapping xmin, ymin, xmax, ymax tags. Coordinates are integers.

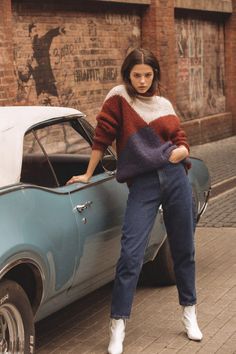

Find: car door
<box><xmin>23</xmin><ymin>118</ymin><xmax>128</xmax><ymax>300</ymax></box>
<box><xmin>64</xmin><ymin>120</ymin><xmax>128</xmax><ymax>297</ymax></box>
<box><xmin>68</xmin><ymin>173</ymin><xmax>128</xmax><ymax>297</ymax></box>
<box><xmin>20</xmin><ymin>121</ymin><xmax>81</xmax><ymax>300</ymax></box>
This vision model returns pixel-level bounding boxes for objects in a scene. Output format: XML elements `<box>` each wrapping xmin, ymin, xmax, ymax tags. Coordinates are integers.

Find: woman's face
<box><xmin>129</xmin><ymin>64</ymin><xmax>154</xmax><ymax>94</ymax></box>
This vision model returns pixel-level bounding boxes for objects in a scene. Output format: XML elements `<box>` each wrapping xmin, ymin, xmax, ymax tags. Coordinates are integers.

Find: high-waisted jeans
<box><xmin>111</xmin><ymin>162</ymin><xmax>197</xmax><ymax>319</ymax></box>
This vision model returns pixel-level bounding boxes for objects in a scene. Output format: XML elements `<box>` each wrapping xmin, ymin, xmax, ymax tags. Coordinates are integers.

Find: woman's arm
<box><xmin>67</xmin><ymin>91</ymin><xmax>121</xmax><ymax>185</ymax></box>
<box><xmin>66</xmin><ymin>149</ymin><xmax>103</xmax><ymax>185</ymax></box>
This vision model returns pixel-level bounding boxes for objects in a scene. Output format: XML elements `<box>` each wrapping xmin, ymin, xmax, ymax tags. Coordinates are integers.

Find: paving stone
<box><xmin>198</xmin><ymin>188</ymin><xmax>236</xmax><ymax>228</ymax></box>
<box><xmin>191</xmin><ymin>136</ymin><xmax>236</xmax><ymax>186</ymax></box>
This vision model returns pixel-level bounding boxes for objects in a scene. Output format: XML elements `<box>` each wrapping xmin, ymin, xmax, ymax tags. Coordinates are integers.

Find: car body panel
<box><xmin>0</xmin><ymin>186</ymin><xmax>79</xmax><ymax>294</ymax></box>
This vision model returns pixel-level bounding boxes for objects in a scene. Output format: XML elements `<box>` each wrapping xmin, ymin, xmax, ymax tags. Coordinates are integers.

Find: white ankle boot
<box><xmin>108</xmin><ymin>318</ymin><xmax>126</xmax><ymax>354</ymax></box>
<box><xmin>182</xmin><ymin>305</ymin><xmax>203</xmax><ymax>341</ymax></box>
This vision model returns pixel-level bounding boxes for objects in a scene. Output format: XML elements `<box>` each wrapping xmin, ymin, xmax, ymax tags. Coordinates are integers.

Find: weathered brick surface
<box><xmin>1</xmin><ymin>0</ymin><xmax>236</xmax><ymax>142</ymax></box>
<box><xmin>175</xmin><ymin>12</ymin><xmax>226</xmax><ymax>121</ymax></box>
<box><xmin>142</xmin><ymin>0</ymin><xmax>177</xmax><ymax>104</ymax></box>
<box><xmin>0</xmin><ymin>0</ymin><xmax>17</xmax><ymax>104</ymax></box>
<box><xmin>175</xmin><ymin>0</ymin><xmax>233</xmax><ymax>13</ymax></box>
<box><xmin>12</xmin><ymin>0</ymin><xmax>141</xmax><ymax>123</ymax></box>
<box><xmin>225</xmin><ymin>0</ymin><xmax>236</xmax><ymax>134</ymax></box>
<box><xmin>183</xmin><ymin>112</ymin><xmax>233</xmax><ymax>145</ymax></box>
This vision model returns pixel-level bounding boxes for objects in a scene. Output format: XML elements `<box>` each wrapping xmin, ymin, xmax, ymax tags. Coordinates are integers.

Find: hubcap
<box><xmin>0</xmin><ymin>304</ymin><xmax>25</xmax><ymax>354</ymax></box>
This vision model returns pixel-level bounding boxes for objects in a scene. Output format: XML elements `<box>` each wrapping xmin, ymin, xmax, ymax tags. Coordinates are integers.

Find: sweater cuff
<box><xmin>92</xmin><ymin>142</ymin><xmax>107</xmax><ymax>152</ymax></box>
<box><xmin>178</xmin><ymin>143</ymin><xmax>190</xmax><ymax>153</ymax></box>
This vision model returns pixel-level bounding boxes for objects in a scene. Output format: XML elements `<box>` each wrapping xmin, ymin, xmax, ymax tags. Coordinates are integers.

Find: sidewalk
<box><xmin>190</xmin><ymin>135</ymin><xmax>236</xmax><ymax>228</ymax></box>
<box><xmin>36</xmin><ymin>228</ymin><xmax>236</xmax><ymax>354</ymax></box>
<box><xmin>190</xmin><ymin>135</ymin><xmax>236</xmax><ymax>188</ymax></box>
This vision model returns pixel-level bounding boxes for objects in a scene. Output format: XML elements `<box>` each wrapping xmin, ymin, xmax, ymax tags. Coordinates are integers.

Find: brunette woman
<box><xmin>67</xmin><ymin>48</ymin><xmax>203</xmax><ymax>354</ymax></box>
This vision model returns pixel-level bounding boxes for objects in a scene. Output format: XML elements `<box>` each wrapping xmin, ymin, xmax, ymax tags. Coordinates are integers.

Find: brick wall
<box><xmin>175</xmin><ymin>10</ymin><xmax>234</xmax><ymax>144</ymax></box>
<box><xmin>0</xmin><ymin>0</ymin><xmax>17</xmax><ymax>104</ymax></box>
<box><xmin>12</xmin><ymin>0</ymin><xmax>141</xmax><ymax>123</ymax></box>
<box><xmin>142</xmin><ymin>0</ymin><xmax>234</xmax><ymax>144</ymax></box>
<box><xmin>142</xmin><ymin>0</ymin><xmax>177</xmax><ymax>104</ymax></box>
<box><xmin>225</xmin><ymin>0</ymin><xmax>236</xmax><ymax>134</ymax></box>
<box><xmin>0</xmin><ymin>0</ymin><xmax>235</xmax><ymax>143</ymax></box>
<box><xmin>175</xmin><ymin>12</ymin><xmax>226</xmax><ymax>121</ymax></box>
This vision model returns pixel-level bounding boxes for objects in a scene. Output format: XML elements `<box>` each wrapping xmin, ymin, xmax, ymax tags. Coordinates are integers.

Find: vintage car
<box><xmin>0</xmin><ymin>106</ymin><xmax>210</xmax><ymax>353</ymax></box>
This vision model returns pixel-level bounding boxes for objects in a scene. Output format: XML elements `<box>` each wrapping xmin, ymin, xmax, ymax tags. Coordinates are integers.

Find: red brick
<box><xmin>0</xmin><ymin>0</ymin><xmax>235</xmax><ymax>143</ymax></box>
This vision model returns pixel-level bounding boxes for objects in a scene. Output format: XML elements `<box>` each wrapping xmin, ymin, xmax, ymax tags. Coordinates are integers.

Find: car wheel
<box><xmin>140</xmin><ymin>237</ymin><xmax>176</xmax><ymax>286</ymax></box>
<box><xmin>0</xmin><ymin>279</ymin><xmax>35</xmax><ymax>354</ymax></box>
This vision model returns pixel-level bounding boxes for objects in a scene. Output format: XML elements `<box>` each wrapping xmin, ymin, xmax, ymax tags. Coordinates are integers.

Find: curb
<box><xmin>210</xmin><ymin>176</ymin><xmax>236</xmax><ymax>199</ymax></box>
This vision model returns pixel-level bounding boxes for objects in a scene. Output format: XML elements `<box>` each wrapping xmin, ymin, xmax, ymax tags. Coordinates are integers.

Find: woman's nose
<box><xmin>140</xmin><ymin>76</ymin><xmax>145</xmax><ymax>83</ymax></box>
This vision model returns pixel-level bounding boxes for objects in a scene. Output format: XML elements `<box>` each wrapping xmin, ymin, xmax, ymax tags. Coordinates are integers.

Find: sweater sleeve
<box><xmin>164</xmin><ymin>99</ymin><xmax>190</xmax><ymax>152</ymax></box>
<box><xmin>92</xmin><ymin>95</ymin><xmax>121</xmax><ymax>152</ymax></box>
<box><xmin>171</xmin><ymin>122</ymin><xmax>190</xmax><ymax>152</ymax></box>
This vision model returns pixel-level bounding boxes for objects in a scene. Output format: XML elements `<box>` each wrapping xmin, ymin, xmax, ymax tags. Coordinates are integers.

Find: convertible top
<box><xmin>0</xmin><ymin>106</ymin><xmax>83</xmax><ymax>188</ymax></box>
<box><xmin>0</xmin><ymin>106</ymin><xmax>82</xmax><ymax>129</ymax></box>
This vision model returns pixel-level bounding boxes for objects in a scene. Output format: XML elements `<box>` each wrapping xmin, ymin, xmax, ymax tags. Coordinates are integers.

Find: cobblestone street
<box><xmin>191</xmin><ymin>136</ymin><xmax>236</xmax><ymax>186</ymax></box>
<box><xmin>191</xmin><ymin>135</ymin><xmax>236</xmax><ymax>228</ymax></box>
<box><xmin>36</xmin><ymin>226</ymin><xmax>236</xmax><ymax>354</ymax></box>
<box><xmin>198</xmin><ymin>188</ymin><xmax>236</xmax><ymax>228</ymax></box>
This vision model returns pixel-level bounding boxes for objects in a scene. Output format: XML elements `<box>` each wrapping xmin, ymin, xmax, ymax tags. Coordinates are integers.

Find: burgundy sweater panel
<box><xmin>91</xmin><ymin>87</ymin><xmax>191</xmax><ymax>182</ymax></box>
<box><xmin>92</xmin><ymin>94</ymin><xmax>190</xmax><ymax>154</ymax></box>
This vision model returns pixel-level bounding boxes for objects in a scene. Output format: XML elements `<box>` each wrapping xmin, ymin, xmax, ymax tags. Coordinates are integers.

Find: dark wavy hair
<box><xmin>121</xmin><ymin>48</ymin><xmax>161</xmax><ymax>97</ymax></box>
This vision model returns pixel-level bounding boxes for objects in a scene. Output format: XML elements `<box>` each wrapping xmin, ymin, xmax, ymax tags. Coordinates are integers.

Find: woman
<box><xmin>67</xmin><ymin>48</ymin><xmax>203</xmax><ymax>354</ymax></box>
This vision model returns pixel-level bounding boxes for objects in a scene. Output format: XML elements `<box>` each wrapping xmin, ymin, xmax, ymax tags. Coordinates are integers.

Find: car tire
<box><xmin>140</xmin><ymin>237</ymin><xmax>176</xmax><ymax>286</ymax></box>
<box><xmin>0</xmin><ymin>279</ymin><xmax>35</xmax><ymax>354</ymax></box>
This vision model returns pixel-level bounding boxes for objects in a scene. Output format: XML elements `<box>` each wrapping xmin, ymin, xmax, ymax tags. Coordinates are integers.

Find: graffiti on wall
<box><xmin>176</xmin><ymin>18</ymin><xmax>225</xmax><ymax>120</ymax></box>
<box><xmin>13</xmin><ymin>13</ymin><xmax>141</xmax><ymax>115</ymax></box>
<box><xmin>15</xmin><ymin>23</ymin><xmax>66</xmax><ymax>105</ymax></box>
<box><xmin>189</xmin><ymin>20</ymin><xmax>203</xmax><ymax>113</ymax></box>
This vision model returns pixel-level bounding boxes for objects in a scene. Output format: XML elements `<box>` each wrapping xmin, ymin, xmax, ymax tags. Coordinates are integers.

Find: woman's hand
<box><xmin>169</xmin><ymin>145</ymin><xmax>189</xmax><ymax>164</ymax></box>
<box><xmin>66</xmin><ymin>174</ymin><xmax>90</xmax><ymax>185</ymax></box>
<box><xmin>66</xmin><ymin>150</ymin><xmax>104</xmax><ymax>186</ymax></box>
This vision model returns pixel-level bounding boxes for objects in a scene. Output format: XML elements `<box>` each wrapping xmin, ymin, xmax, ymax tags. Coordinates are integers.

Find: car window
<box><xmin>20</xmin><ymin>120</ymin><xmax>104</xmax><ymax>188</ymax></box>
<box><xmin>20</xmin><ymin>129</ymin><xmax>59</xmax><ymax>188</ymax></box>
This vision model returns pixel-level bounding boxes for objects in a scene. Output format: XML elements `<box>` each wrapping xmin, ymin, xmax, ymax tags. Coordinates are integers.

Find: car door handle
<box><xmin>74</xmin><ymin>201</ymin><xmax>93</xmax><ymax>213</ymax></box>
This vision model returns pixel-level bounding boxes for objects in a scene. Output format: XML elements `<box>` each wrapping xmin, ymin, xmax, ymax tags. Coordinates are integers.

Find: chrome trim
<box><xmin>0</xmin><ymin>175</ymin><xmax>115</xmax><ymax>197</ymax></box>
<box><xmin>0</xmin><ymin>257</ymin><xmax>45</xmax><ymax>282</ymax></box>
<box><xmin>197</xmin><ymin>188</ymin><xmax>211</xmax><ymax>222</ymax></box>
<box><xmin>74</xmin><ymin>201</ymin><xmax>93</xmax><ymax>213</ymax></box>
<box><xmin>0</xmin><ymin>257</ymin><xmax>45</xmax><ymax>309</ymax></box>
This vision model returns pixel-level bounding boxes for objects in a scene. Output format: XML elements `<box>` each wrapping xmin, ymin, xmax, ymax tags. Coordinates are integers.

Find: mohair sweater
<box><xmin>92</xmin><ymin>85</ymin><xmax>190</xmax><ymax>183</ymax></box>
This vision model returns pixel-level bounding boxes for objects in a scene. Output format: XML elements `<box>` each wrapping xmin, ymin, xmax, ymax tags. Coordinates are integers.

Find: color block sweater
<box><xmin>92</xmin><ymin>85</ymin><xmax>190</xmax><ymax>183</ymax></box>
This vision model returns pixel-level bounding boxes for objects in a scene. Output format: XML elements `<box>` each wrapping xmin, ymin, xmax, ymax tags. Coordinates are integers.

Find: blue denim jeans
<box><xmin>111</xmin><ymin>162</ymin><xmax>196</xmax><ymax>319</ymax></box>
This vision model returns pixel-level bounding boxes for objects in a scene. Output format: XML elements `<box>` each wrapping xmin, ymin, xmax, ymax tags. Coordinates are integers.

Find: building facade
<box><xmin>0</xmin><ymin>0</ymin><xmax>235</xmax><ymax>144</ymax></box>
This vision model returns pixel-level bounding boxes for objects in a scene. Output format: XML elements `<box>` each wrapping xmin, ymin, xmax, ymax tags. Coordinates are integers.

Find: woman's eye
<box><xmin>132</xmin><ymin>72</ymin><xmax>153</xmax><ymax>79</ymax></box>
